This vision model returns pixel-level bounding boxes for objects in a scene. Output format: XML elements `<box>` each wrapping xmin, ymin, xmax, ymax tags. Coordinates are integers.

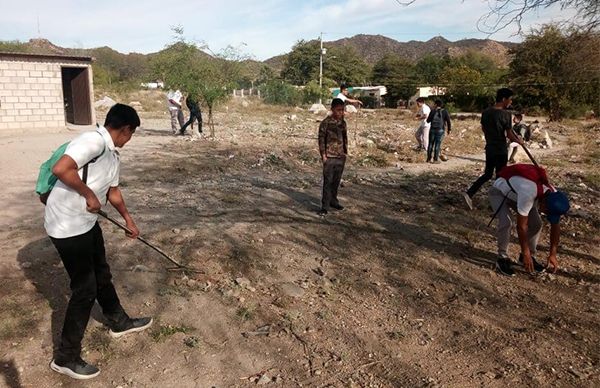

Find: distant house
<box><xmin>330</xmin><ymin>86</ymin><xmax>388</xmax><ymax>108</ymax></box>
<box><xmin>0</xmin><ymin>51</ymin><xmax>95</xmax><ymax>131</ymax></box>
<box><xmin>412</xmin><ymin>86</ymin><xmax>446</xmax><ymax>99</ymax></box>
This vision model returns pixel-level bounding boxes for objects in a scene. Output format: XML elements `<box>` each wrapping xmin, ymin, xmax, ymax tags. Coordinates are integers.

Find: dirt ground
<box><xmin>0</xmin><ymin>96</ymin><xmax>599</xmax><ymax>388</ymax></box>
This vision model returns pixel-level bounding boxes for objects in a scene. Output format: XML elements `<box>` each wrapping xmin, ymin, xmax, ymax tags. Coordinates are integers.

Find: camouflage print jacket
<box><xmin>318</xmin><ymin>116</ymin><xmax>348</xmax><ymax>158</ymax></box>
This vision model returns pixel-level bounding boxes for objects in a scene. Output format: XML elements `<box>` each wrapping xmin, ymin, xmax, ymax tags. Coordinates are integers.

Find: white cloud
<box><xmin>0</xmin><ymin>0</ymin><xmax>578</xmax><ymax>59</ymax></box>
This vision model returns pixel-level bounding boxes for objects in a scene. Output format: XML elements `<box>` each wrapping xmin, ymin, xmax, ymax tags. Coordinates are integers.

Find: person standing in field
<box><xmin>425</xmin><ymin>99</ymin><xmax>451</xmax><ymax>164</ymax></box>
<box><xmin>167</xmin><ymin>89</ymin><xmax>184</xmax><ymax>134</ymax></box>
<box><xmin>414</xmin><ymin>97</ymin><xmax>431</xmax><ymax>151</ymax></box>
<box><xmin>179</xmin><ymin>93</ymin><xmax>203</xmax><ymax>136</ymax></box>
<box><xmin>463</xmin><ymin>88</ymin><xmax>522</xmax><ymax>210</ymax></box>
<box><xmin>318</xmin><ymin>98</ymin><xmax>348</xmax><ymax>216</ymax></box>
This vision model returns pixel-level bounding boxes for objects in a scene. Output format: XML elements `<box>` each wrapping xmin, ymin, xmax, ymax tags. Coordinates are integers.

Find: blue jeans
<box><xmin>427</xmin><ymin>129</ymin><xmax>445</xmax><ymax>161</ymax></box>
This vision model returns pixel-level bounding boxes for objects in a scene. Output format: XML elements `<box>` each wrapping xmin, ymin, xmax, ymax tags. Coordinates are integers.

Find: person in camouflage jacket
<box><xmin>318</xmin><ymin>98</ymin><xmax>347</xmax><ymax>216</ymax></box>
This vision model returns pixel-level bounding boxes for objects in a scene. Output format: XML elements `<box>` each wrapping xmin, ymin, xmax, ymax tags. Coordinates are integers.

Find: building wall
<box><xmin>0</xmin><ymin>56</ymin><xmax>95</xmax><ymax>131</ymax></box>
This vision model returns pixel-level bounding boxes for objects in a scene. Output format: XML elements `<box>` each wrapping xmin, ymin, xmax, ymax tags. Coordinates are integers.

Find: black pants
<box><xmin>50</xmin><ymin>223</ymin><xmax>128</xmax><ymax>362</ymax></box>
<box><xmin>321</xmin><ymin>157</ymin><xmax>345</xmax><ymax>210</ymax></box>
<box><xmin>180</xmin><ymin>109</ymin><xmax>202</xmax><ymax>134</ymax></box>
<box><xmin>466</xmin><ymin>149</ymin><xmax>508</xmax><ymax>197</ymax></box>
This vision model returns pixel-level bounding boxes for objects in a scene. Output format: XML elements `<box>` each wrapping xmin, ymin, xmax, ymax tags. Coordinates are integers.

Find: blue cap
<box><xmin>545</xmin><ymin>191</ymin><xmax>570</xmax><ymax>224</ymax></box>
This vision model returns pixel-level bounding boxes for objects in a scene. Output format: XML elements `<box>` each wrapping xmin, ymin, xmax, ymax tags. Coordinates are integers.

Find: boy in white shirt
<box><xmin>46</xmin><ymin>104</ymin><xmax>152</xmax><ymax>380</ymax></box>
<box><xmin>414</xmin><ymin>97</ymin><xmax>431</xmax><ymax>151</ymax></box>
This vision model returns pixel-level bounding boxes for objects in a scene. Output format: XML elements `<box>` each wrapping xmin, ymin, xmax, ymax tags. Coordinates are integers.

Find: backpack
<box><xmin>36</xmin><ymin>131</ymin><xmax>105</xmax><ymax>204</ymax></box>
<box><xmin>430</xmin><ymin>109</ymin><xmax>445</xmax><ymax>130</ymax></box>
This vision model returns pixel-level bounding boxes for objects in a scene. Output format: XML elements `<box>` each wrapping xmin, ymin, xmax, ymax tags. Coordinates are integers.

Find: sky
<box><xmin>0</xmin><ymin>0</ymin><xmax>575</xmax><ymax>60</ymax></box>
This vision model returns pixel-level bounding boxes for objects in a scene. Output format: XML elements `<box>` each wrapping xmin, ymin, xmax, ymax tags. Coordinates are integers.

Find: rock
<box><xmin>183</xmin><ymin>336</ymin><xmax>201</xmax><ymax>348</ymax></box>
<box><xmin>256</xmin><ymin>374</ymin><xmax>271</xmax><ymax>385</ymax></box>
<box><xmin>279</xmin><ymin>282</ymin><xmax>305</xmax><ymax>298</ymax></box>
<box><xmin>542</xmin><ymin>130</ymin><xmax>553</xmax><ymax>148</ymax></box>
<box><xmin>365</xmin><ymin>139</ymin><xmax>376</xmax><ymax>148</ymax></box>
<box><xmin>308</xmin><ymin>103</ymin><xmax>327</xmax><ymax>113</ymax></box>
<box><xmin>235</xmin><ymin>277</ymin><xmax>255</xmax><ymax>291</ymax></box>
<box><xmin>345</xmin><ymin>105</ymin><xmax>358</xmax><ymax>113</ymax></box>
<box><xmin>172</xmin><ymin>228</ymin><xmax>181</xmax><ymax>234</ymax></box>
<box><xmin>286</xmin><ymin>114</ymin><xmax>297</xmax><ymax>121</ymax></box>
<box><xmin>241</xmin><ymin>100</ymin><xmax>249</xmax><ymax>108</ymax></box>
<box><xmin>94</xmin><ymin>96</ymin><xmax>116</xmax><ymax>109</ymax></box>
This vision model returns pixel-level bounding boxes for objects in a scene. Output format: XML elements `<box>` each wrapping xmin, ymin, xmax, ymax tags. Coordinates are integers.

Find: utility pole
<box><xmin>319</xmin><ymin>32</ymin><xmax>324</xmax><ymax>105</ymax></box>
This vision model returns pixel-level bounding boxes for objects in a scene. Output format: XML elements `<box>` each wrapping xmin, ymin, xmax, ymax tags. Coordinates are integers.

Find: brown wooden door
<box><xmin>61</xmin><ymin>67</ymin><xmax>92</xmax><ymax>125</ymax></box>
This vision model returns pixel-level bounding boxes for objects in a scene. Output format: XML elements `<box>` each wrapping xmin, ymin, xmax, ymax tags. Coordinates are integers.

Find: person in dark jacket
<box><xmin>179</xmin><ymin>94</ymin><xmax>202</xmax><ymax>136</ymax></box>
<box><xmin>425</xmin><ymin>99</ymin><xmax>451</xmax><ymax>164</ymax></box>
<box><xmin>317</xmin><ymin>98</ymin><xmax>347</xmax><ymax>216</ymax></box>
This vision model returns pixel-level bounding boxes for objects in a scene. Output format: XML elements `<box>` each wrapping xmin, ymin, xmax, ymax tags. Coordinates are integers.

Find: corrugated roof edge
<box><xmin>0</xmin><ymin>51</ymin><xmax>94</xmax><ymax>62</ymax></box>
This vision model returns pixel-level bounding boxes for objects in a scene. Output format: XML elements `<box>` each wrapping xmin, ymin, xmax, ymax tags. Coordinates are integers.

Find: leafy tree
<box><xmin>371</xmin><ymin>54</ymin><xmax>418</xmax><ymax>106</ymax></box>
<box><xmin>281</xmin><ymin>40</ymin><xmax>320</xmax><ymax>85</ymax></box>
<box><xmin>414</xmin><ymin>55</ymin><xmax>452</xmax><ymax>85</ymax></box>
<box><xmin>325</xmin><ymin>46</ymin><xmax>371</xmax><ymax>86</ymax></box>
<box><xmin>151</xmin><ymin>27</ymin><xmax>230</xmax><ymax>137</ymax></box>
<box><xmin>509</xmin><ymin>25</ymin><xmax>599</xmax><ymax>120</ymax></box>
<box><xmin>439</xmin><ymin>65</ymin><xmax>487</xmax><ymax>111</ymax></box>
<box><xmin>280</xmin><ymin>40</ymin><xmax>370</xmax><ymax>86</ymax></box>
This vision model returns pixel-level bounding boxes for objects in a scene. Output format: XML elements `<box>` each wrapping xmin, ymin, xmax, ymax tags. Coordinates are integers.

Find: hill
<box><xmin>265</xmin><ymin>34</ymin><xmax>517</xmax><ymax>71</ymax></box>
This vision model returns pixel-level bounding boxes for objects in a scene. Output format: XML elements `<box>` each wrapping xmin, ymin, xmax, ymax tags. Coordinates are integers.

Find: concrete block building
<box><xmin>0</xmin><ymin>52</ymin><xmax>95</xmax><ymax>131</ymax></box>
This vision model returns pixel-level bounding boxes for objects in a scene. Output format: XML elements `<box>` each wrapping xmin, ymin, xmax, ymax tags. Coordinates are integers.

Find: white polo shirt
<box><xmin>44</xmin><ymin>126</ymin><xmax>120</xmax><ymax>239</ymax></box>
<box><xmin>493</xmin><ymin>176</ymin><xmax>552</xmax><ymax>216</ymax></box>
<box><xmin>167</xmin><ymin>90</ymin><xmax>182</xmax><ymax>111</ymax></box>
<box><xmin>419</xmin><ymin>104</ymin><xmax>431</xmax><ymax>127</ymax></box>
<box><xmin>336</xmin><ymin>92</ymin><xmax>347</xmax><ymax>102</ymax></box>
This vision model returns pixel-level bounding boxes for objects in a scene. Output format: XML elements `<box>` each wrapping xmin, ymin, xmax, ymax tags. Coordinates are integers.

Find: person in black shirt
<box><xmin>180</xmin><ymin>94</ymin><xmax>202</xmax><ymax>136</ymax></box>
<box><xmin>425</xmin><ymin>99</ymin><xmax>452</xmax><ymax>163</ymax></box>
<box><xmin>464</xmin><ymin>88</ymin><xmax>522</xmax><ymax>209</ymax></box>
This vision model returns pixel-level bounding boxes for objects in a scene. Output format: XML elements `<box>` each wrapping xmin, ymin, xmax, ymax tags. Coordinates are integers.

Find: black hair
<box><xmin>496</xmin><ymin>88</ymin><xmax>513</xmax><ymax>103</ymax></box>
<box><xmin>416</xmin><ymin>97</ymin><xmax>425</xmax><ymax>103</ymax></box>
<box><xmin>340</xmin><ymin>84</ymin><xmax>348</xmax><ymax>91</ymax></box>
<box><xmin>104</xmin><ymin>103</ymin><xmax>141</xmax><ymax>130</ymax></box>
<box><xmin>434</xmin><ymin>99</ymin><xmax>443</xmax><ymax>107</ymax></box>
<box><xmin>331</xmin><ymin>98</ymin><xmax>345</xmax><ymax>109</ymax></box>
<box><xmin>514</xmin><ymin>112</ymin><xmax>523</xmax><ymax>120</ymax></box>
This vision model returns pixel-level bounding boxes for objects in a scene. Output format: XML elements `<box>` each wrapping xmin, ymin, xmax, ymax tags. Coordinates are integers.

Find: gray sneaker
<box><xmin>109</xmin><ymin>317</ymin><xmax>153</xmax><ymax>338</ymax></box>
<box><xmin>50</xmin><ymin>358</ymin><xmax>100</xmax><ymax>380</ymax></box>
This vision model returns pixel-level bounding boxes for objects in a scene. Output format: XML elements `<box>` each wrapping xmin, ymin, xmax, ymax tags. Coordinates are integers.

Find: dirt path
<box><xmin>0</xmin><ymin>116</ymin><xmax>598</xmax><ymax>388</ymax></box>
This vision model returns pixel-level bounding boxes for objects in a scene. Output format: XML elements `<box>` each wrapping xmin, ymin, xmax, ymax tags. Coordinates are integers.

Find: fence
<box><xmin>232</xmin><ymin>88</ymin><xmax>261</xmax><ymax>98</ymax></box>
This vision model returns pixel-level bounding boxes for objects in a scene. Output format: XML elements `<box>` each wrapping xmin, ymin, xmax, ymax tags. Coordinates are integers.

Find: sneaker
<box><xmin>495</xmin><ymin>258</ymin><xmax>516</xmax><ymax>277</ymax></box>
<box><xmin>463</xmin><ymin>192</ymin><xmax>473</xmax><ymax>211</ymax></box>
<box><xmin>518</xmin><ymin>253</ymin><xmax>545</xmax><ymax>273</ymax></box>
<box><xmin>109</xmin><ymin>317</ymin><xmax>153</xmax><ymax>339</ymax></box>
<box><xmin>317</xmin><ymin>208</ymin><xmax>328</xmax><ymax>216</ymax></box>
<box><xmin>50</xmin><ymin>358</ymin><xmax>100</xmax><ymax>380</ymax></box>
<box><xmin>330</xmin><ymin>203</ymin><xmax>344</xmax><ymax>211</ymax></box>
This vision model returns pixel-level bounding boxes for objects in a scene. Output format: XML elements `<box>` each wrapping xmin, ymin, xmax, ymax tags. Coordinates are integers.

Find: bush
<box><xmin>302</xmin><ymin>81</ymin><xmax>330</xmax><ymax>104</ymax></box>
<box><xmin>260</xmin><ymin>80</ymin><xmax>302</xmax><ymax>106</ymax></box>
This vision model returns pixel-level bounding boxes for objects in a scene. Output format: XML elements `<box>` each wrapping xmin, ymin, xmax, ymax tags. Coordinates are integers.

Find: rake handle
<box><xmin>97</xmin><ymin>209</ymin><xmax>187</xmax><ymax>269</ymax></box>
